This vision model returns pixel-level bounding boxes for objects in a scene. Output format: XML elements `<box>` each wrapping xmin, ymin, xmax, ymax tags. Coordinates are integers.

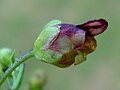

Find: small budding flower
<box><xmin>29</xmin><ymin>69</ymin><xmax>47</xmax><ymax>90</ymax></box>
<box><xmin>0</xmin><ymin>48</ymin><xmax>14</xmax><ymax>70</ymax></box>
<box><xmin>33</xmin><ymin>19</ymin><xmax>108</xmax><ymax>68</ymax></box>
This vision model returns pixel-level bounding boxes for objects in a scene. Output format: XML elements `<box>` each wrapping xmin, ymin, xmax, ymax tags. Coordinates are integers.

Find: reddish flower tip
<box><xmin>76</xmin><ymin>19</ymin><xmax>108</xmax><ymax>36</ymax></box>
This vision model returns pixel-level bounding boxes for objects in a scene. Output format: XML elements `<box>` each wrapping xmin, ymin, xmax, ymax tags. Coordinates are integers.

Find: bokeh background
<box><xmin>0</xmin><ymin>0</ymin><xmax>119</xmax><ymax>90</ymax></box>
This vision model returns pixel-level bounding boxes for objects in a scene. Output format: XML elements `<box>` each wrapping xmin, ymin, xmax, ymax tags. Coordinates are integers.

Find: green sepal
<box><xmin>33</xmin><ymin>20</ymin><xmax>63</xmax><ymax>64</ymax></box>
<box><xmin>34</xmin><ymin>20</ymin><xmax>62</xmax><ymax>50</ymax></box>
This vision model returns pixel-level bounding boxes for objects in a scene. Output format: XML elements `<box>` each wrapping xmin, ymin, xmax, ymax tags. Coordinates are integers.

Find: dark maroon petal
<box><xmin>76</xmin><ymin>19</ymin><xmax>108</xmax><ymax>36</ymax></box>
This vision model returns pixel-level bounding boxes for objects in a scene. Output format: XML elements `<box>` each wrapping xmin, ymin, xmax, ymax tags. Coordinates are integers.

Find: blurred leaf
<box><xmin>7</xmin><ymin>64</ymin><xmax>24</xmax><ymax>90</ymax></box>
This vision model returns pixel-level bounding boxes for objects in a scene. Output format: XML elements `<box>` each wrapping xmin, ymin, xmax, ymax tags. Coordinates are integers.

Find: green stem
<box><xmin>0</xmin><ymin>49</ymin><xmax>34</xmax><ymax>86</ymax></box>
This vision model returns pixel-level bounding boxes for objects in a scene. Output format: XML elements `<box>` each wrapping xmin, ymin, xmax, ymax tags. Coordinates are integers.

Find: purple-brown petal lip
<box><xmin>57</xmin><ymin>24</ymin><xmax>78</xmax><ymax>37</ymax></box>
<box><xmin>76</xmin><ymin>19</ymin><xmax>108</xmax><ymax>36</ymax></box>
<box><xmin>50</xmin><ymin>24</ymin><xmax>86</xmax><ymax>53</ymax></box>
<box><xmin>57</xmin><ymin>24</ymin><xmax>86</xmax><ymax>49</ymax></box>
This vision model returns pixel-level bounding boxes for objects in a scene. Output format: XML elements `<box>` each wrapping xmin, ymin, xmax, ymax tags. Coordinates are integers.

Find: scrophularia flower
<box><xmin>33</xmin><ymin>19</ymin><xmax>108</xmax><ymax>68</ymax></box>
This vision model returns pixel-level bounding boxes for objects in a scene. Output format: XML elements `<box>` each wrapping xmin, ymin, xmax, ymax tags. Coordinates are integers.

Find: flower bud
<box><xmin>29</xmin><ymin>69</ymin><xmax>47</xmax><ymax>90</ymax></box>
<box><xmin>0</xmin><ymin>48</ymin><xmax>14</xmax><ymax>70</ymax></box>
<box><xmin>33</xmin><ymin>19</ymin><xmax>108</xmax><ymax>68</ymax></box>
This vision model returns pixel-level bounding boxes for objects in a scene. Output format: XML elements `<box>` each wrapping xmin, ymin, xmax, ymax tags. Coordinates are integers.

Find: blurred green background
<box><xmin>0</xmin><ymin>0</ymin><xmax>120</xmax><ymax>90</ymax></box>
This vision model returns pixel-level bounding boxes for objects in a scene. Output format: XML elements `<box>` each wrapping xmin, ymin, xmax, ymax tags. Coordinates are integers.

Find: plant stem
<box><xmin>0</xmin><ymin>49</ymin><xmax>34</xmax><ymax>86</ymax></box>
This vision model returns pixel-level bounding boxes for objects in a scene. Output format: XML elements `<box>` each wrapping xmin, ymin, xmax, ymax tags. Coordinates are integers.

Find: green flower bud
<box><xmin>29</xmin><ymin>69</ymin><xmax>47</xmax><ymax>90</ymax></box>
<box><xmin>0</xmin><ymin>48</ymin><xmax>14</xmax><ymax>70</ymax></box>
<box><xmin>33</xmin><ymin>19</ymin><xmax>108</xmax><ymax>68</ymax></box>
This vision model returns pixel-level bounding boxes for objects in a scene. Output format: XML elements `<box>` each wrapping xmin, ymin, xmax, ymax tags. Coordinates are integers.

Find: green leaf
<box><xmin>0</xmin><ymin>64</ymin><xmax>4</xmax><ymax>78</ymax></box>
<box><xmin>7</xmin><ymin>64</ymin><xmax>24</xmax><ymax>90</ymax></box>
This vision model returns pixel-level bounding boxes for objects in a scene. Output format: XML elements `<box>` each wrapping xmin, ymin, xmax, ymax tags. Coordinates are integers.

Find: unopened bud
<box><xmin>29</xmin><ymin>69</ymin><xmax>47</xmax><ymax>90</ymax></box>
<box><xmin>33</xmin><ymin>19</ymin><xmax>108</xmax><ymax>68</ymax></box>
<box><xmin>0</xmin><ymin>48</ymin><xmax>14</xmax><ymax>70</ymax></box>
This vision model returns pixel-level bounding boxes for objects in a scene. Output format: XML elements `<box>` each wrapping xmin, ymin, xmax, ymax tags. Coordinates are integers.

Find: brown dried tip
<box><xmin>76</xmin><ymin>19</ymin><xmax>108</xmax><ymax>36</ymax></box>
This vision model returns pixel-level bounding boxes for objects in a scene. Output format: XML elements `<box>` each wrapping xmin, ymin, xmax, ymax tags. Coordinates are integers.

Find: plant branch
<box><xmin>0</xmin><ymin>49</ymin><xmax>34</xmax><ymax>86</ymax></box>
